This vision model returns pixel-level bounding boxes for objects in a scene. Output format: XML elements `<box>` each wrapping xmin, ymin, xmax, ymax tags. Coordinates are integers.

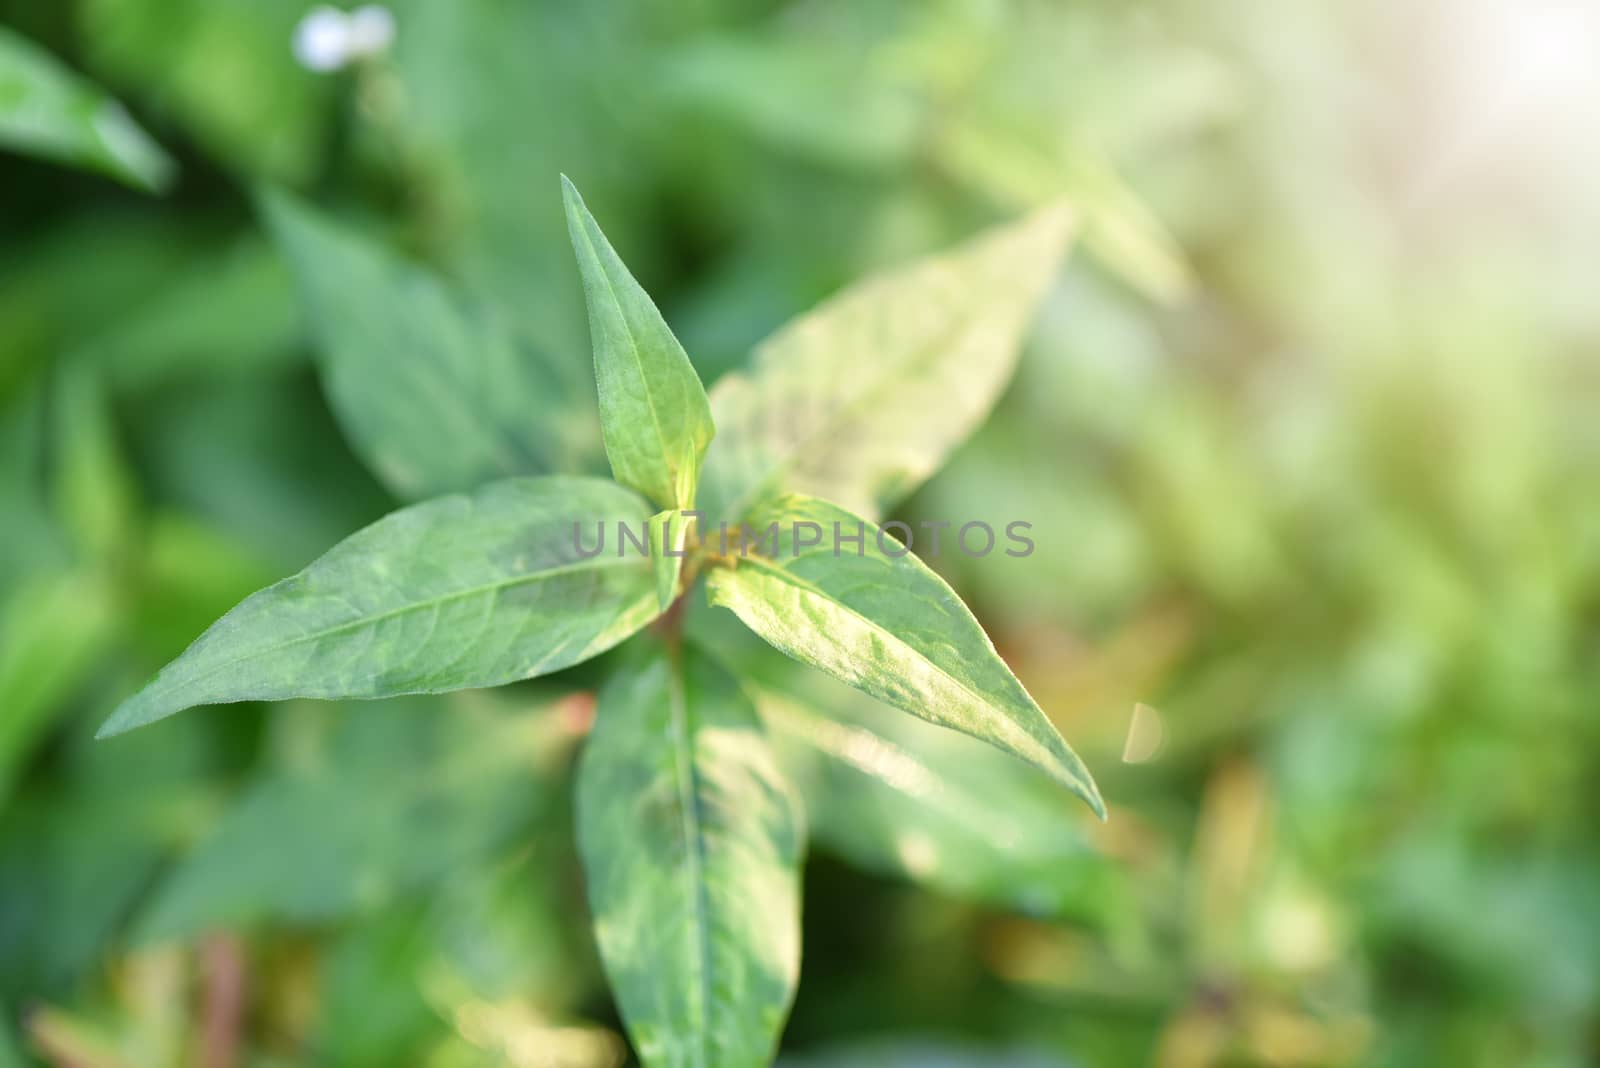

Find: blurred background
<box><xmin>2</xmin><ymin>0</ymin><xmax>1598</xmax><ymax>1065</ymax></box>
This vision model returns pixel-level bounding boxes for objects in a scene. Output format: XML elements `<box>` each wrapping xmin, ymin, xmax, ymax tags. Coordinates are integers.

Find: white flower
<box><xmin>293</xmin><ymin>4</ymin><xmax>395</xmax><ymax>73</ymax></box>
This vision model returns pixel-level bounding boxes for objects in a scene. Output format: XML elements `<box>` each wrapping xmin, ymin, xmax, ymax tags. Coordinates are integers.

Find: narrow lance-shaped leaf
<box><xmin>576</xmin><ymin>641</ymin><xmax>803</xmax><ymax>1068</ymax></box>
<box><xmin>563</xmin><ymin>175</ymin><xmax>716</xmax><ymax>510</ymax></box>
<box><xmin>262</xmin><ymin>190</ymin><xmax>596</xmax><ymax>501</ymax></box>
<box><xmin>0</xmin><ymin>571</ymin><xmax>118</xmax><ymax>802</ymax></box>
<box><xmin>757</xmin><ymin>675</ymin><xmax>1125</xmax><ymax>925</ymax></box>
<box><xmin>648</xmin><ymin>508</ymin><xmax>690</xmax><ymax>611</ymax></box>
<box><xmin>53</xmin><ymin>363</ymin><xmax>137</xmax><ymax>566</ymax></box>
<box><xmin>135</xmin><ymin>695</ymin><xmax>562</xmax><ymax>941</ymax></box>
<box><xmin>69</xmin><ymin>235</ymin><xmax>302</xmax><ymax>389</ymax></box>
<box><xmin>936</xmin><ymin>119</ymin><xmax>1193</xmax><ymax>304</ymax></box>
<box><xmin>98</xmin><ymin>477</ymin><xmax>660</xmax><ymax>737</ymax></box>
<box><xmin>0</xmin><ymin>26</ymin><xmax>175</xmax><ymax>191</ymax></box>
<box><xmin>697</xmin><ymin>203</ymin><xmax>1075</xmax><ymax>525</ymax></box>
<box><xmin>705</xmin><ymin>495</ymin><xmax>1103</xmax><ymax>817</ymax></box>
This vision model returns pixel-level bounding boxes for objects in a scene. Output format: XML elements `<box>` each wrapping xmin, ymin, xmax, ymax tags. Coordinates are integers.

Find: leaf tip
<box><xmin>140</xmin><ymin>153</ymin><xmax>179</xmax><ymax>196</ymax></box>
<box><xmin>559</xmin><ymin>173</ymin><xmax>586</xmax><ymax>218</ymax></box>
<box><xmin>94</xmin><ymin>705</ymin><xmax>137</xmax><ymax>740</ymax></box>
<box><xmin>95</xmin><ymin>687</ymin><xmax>173</xmax><ymax>739</ymax></box>
<box><xmin>560</xmin><ymin>175</ymin><xmax>601</xmax><ymax>265</ymax></box>
<box><xmin>1086</xmin><ymin>784</ymin><xmax>1109</xmax><ymax>822</ymax></box>
<box><xmin>1051</xmin><ymin>751</ymin><xmax>1107</xmax><ymax>821</ymax></box>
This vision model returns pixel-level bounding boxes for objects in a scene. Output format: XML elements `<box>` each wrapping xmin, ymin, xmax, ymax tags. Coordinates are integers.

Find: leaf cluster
<box><xmin>90</xmin><ymin>176</ymin><xmax>1098</xmax><ymax>1065</ymax></box>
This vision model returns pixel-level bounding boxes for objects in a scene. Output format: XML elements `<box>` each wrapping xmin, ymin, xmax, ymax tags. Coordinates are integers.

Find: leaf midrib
<box><xmin>666</xmin><ymin>654</ymin><xmax>714</xmax><ymax>1067</ymax></box>
<box><xmin>727</xmin><ymin>553</ymin><xmax>1013</xmax><ymax>720</ymax></box>
<box><xmin>143</xmin><ymin>555</ymin><xmax>648</xmax><ymax>706</ymax></box>
<box><xmin>720</xmin><ymin>552</ymin><xmax>1088</xmax><ymax>798</ymax></box>
<box><xmin>576</xmin><ymin>214</ymin><xmax>678</xmax><ymax>502</ymax></box>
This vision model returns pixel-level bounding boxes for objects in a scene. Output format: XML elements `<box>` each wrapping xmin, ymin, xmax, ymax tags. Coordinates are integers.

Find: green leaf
<box><xmin>68</xmin><ymin>234</ymin><xmax>302</xmax><ymax>388</ymax></box>
<box><xmin>387</xmin><ymin>3</ymin><xmax>625</xmax><ymax>363</ymax></box>
<box><xmin>705</xmin><ymin>495</ymin><xmax>1103</xmax><ymax>817</ymax></box>
<box><xmin>781</xmin><ymin>1041</ymin><xmax>1064</xmax><ymax>1068</ymax></box>
<box><xmin>0</xmin><ymin>385</ymin><xmax>65</xmax><ymax>592</ymax></box>
<box><xmin>0</xmin><ymin>216</ymin><xmax>234</xmax><ymax>400</ymax></box>
<box><xmin>318</xmin><ymin>905</ymin><xmax>443</xmax><ymax>1065</ymax></box>
<box><xmin>576</xmin><ymin>642</ymin><xmax>802</xmax><ymax>1068</ymax></box>
<box><xmin>0</xmin><ymin>740</ymin><xmax>194</xmax><ymax>996</ymax></box>
<box><xmin>648</xmin><ymin>508</ymin><xmax>690</xmax><ymax>611</ymax></box>
<box><xmin>78</xmin><ymin>0</ymin><xmax>329</xmax><ymax>182</ymax></box>
<box><xmin>937</xmin><ymin>119</ymin><xmax>1193</xmax><ymax>305</ymax></box>
<box><xmin>0</xmin><ymin>571</ymin><xmax>119</xmax><ymax>802</ymax></box>
<box><xmin>135</xmin><ymin>513</ymin><xmax>277</xmax><ymax>657</ymax></box>
<box><xmin>758</xmin><ymin>676</ymin><xmax>1124</xmax><ymax>925</ymax></box>
<box><xmin>135</xmin><ymin>695</ymin><xmax>564</xmax><ymax>940</ymax></box>
<box><xmin>262</xmin><ymin>190</ymin><xmax>596</xmax><ymax>501</ymax></box>
<box><xmin>132</xmin><ymin>371</ymin><xmax>393</xmax><ymax>574</ymax></box>
<box><xmin>52</xmin><ymin>363</ymin><xmax>137</xmax><ymax>566</ymax></box>
<box><xmin>562</xmin><ymin>175</ymin><xmax>716</xmax><ymax>511</ymax></box>
<box><xmin>663</xmin><ymin>36</ymin><xmax>923</xmax><ymax>172</ymax></box>
<box><xmin>426</xmin><ymin>846</ymin><xmax>592</xmax><ymax>1012</ymax></box>
<box><xmin>698</xmin><ymin>204</ymin><xmax>1075</xmax><ymax>524</ymax></box>
<box><xmin>0</xmin><ymin>26</ymin><xmax>174</xmax><ymax>191</ymax></box>
<box><xmin>98</xmin><ymin>476</ymin><xmax>660</xmax><ymax>737</ymax></box>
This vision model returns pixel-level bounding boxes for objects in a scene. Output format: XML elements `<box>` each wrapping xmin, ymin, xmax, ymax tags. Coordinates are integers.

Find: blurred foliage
<box><xmin>1</xmin><ymin>0</ymin><xmax>1597</xmax><ymax>1066</ymax></box>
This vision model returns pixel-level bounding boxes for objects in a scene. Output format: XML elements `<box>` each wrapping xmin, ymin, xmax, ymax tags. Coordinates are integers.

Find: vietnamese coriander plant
<box><xmin>98</xmin><ymin>176</ymin><xmax>1103</xmax><ymax>1067</ymax></box>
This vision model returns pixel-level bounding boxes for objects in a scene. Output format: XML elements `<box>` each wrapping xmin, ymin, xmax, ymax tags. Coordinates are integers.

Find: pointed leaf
<box><xmin>0</xmin><ymin>571</ymin><xmax>119</xmax><ymax>802</ymax></box>
<box><xmin>648</xmin><ymin>508</ymin><xmax>690</xmax><ymax>611</ymax></box>
<box><xmin>698</xmin><ymin>204</ymin><xmax>1075</xmax><ymax>524</ymax></box>
<box><xmin>576</xmin><ymin>642</ymin><xmax>802</xmax><ymax>1068</ymax></box>
<box><xmin>69</xmin><ymin>235</ymin><xmax>302</xmax><ymax>388</ymax></box>
<box><xmin>705</xmin><ymin>495</ymin><xmax>1103</xmax><ymax>816</ymax></box>
<box><xmin>937</xmin><ymin>119</ymin><xmax>1193</xmax><ymax>304</ymax></box>
<box><xmin>52</xmin><ymin>363</ymin><xmax>137</xmax><ymax>565</ymax></box>
<box><xmin>77</xmin><ymin>0</ymin><xmax>327</xmax><ymax>182</ymax></box>
<box><xmin>136</xmin><ymin>695</ymin><xmax>564</xmax><ymax>940</ymax></box>
<box><xmin>0</xmin><ymin>26</ymin><xmax>174</xmax><ymax>191</ymax></box>
<box><xmin>563</xmin><ymin>175</ymin><xmax>715</xmax><ymax>510</ymax></box>
<box><xmin>99</xmin><ymin>477</ymin><xmax>660</xmax><ymax>737</ymax></box>
<box><xmin>263</xmin><ymin>190</ymin><xmax>596</xmax><ymax>500</ymax></box>
<box><xmin>758</xmin><ymin>678</ymin><xmax>1124</xmax><ymax>925</ymax></box>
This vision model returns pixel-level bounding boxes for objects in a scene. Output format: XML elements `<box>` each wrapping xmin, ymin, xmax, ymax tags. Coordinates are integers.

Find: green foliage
<box><xmin>0</xmin><ymin>571</ymin><xmax>117</xmax><ymax>800</ymax></box>
<box><xmin>68</xmin><ymin>234</ymin><xmax>302</xmax><ymax>389</ymax></box>
<box><xmin>135</xmin><ymin>696</ymin><xmax>565</xmax><ymax>940</ymax></box>
<box><xmin>263</xmin><ymin>191</ymin><xmax>594</xmax><ymax>500</ymax></box>
<box><xmin>757</xmin><ymin>670</ymin><xmax>1125</xmax><ymax>928</ymax></box>
<box><xmin>707</xmin><ymin>494</ymin><xmax>1101</xmax><ymax>816</ymax></box>
<box><xmin>577</xmin><ymin>643</ymin><xmax>802</xmax><ymax>1068</ymax></box>
<box><xmin>77</xmin><ymin>0</ymin><xmax>329</xmax><ymax>180</ymax></box>
<box><xmin>563</xmin><ymin>176</ymin><xmax>717</xmax><ymax>512</ymax></box>
<box><xmin>7</xmin><ymin>3</ymin><xmax>1598</xmax><ymax>1066</ymax></box>
<box><xmin>648</xmin><ymin>508</ymin><xmax>690</xmax><ymax>611</ymax></box>
<box><xmin>94</xmin><ymin>177</ymin><xmax>1097</xmax><ymax>1065</ymax></box>
<box><xmin>0</xmin><ymin>24</ymin><xmax>172</xmax><ymax>190</ymax></box>
<box><xmin>99</xmin><ymin>476</ymin><xmax>661</xmax><ymax>737</ymax></box>
<box><xmin>698</xmin><ymin>203</ymin><xmax>1076</xmax><ymax>522</ymax></box>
